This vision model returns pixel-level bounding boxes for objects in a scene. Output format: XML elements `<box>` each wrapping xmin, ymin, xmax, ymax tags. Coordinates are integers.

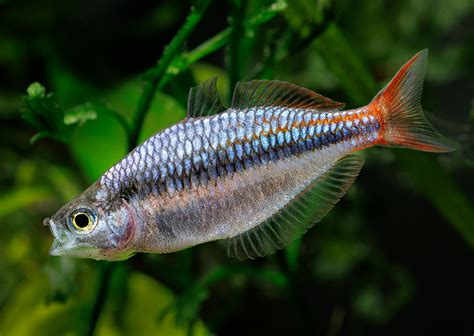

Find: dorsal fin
<box><xmin>231</xmin><ymin>80</ymin><xmax>345</xmax><ymax>112</ymax></box>
<box><xmin>187</xmin><ymin>77</ymin><xmax>226</xmax><ymax>118</ymax></box>
<box><xmin>227</xmin><ymin>155</ymin><xmax>363</xmax><ymax>260</ymax></box>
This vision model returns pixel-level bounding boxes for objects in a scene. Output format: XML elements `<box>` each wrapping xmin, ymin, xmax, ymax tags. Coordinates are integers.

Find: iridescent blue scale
<box><xmin>261</xmin><ymin>135</ymin><xmax>269</xmax><ymax>151</ymax></box>
<box><xmin>100</xmin><ymin>106</ymin><xmax>380</xmax><ymax>198</ymax></box>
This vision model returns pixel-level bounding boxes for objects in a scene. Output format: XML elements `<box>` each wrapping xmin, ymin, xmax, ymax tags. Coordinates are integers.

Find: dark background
<box><xmin>0</xmin><ymin>0</ymin><xmax>473</xmax><ymax>335</ymax></box>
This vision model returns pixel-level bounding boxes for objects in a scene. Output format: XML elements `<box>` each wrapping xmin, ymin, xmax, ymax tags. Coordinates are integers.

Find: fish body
<box><xmin>100</xmin><ymin>106</ymin><xmax>375</xmax><ymax>253</ymax></box>
<box><xmin>45</xmin><ymin>50</ymin><xmax>452</xmax><ymax>260</ymax></box>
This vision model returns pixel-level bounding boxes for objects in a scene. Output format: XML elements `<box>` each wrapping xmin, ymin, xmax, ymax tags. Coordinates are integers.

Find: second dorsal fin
<box><xmin>231</xmin><ymin>80</ymin><xmax>345</xmax><ymax>112</ymax></box>
<box><xmin>187</xmin><ymin>77</ymin><xmax>226</xmax><ymax>118</ymax></box>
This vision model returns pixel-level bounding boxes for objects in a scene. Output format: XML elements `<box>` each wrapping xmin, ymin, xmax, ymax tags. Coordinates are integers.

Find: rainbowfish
<box><xmin>44</xmin><ymin>50</ymin><xmax>452</xmax><ymax>261</ymax></box>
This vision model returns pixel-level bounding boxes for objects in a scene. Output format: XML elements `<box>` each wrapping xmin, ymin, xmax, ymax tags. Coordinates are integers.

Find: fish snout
<box><xmin>44</xmin><ymin>218</ymin><xmax>63</xmax><ymax>243</ymax></box>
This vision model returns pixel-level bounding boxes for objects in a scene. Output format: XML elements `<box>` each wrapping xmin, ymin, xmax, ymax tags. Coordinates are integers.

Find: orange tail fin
<box><xmin>370</xmin><ymin>49</ymin><xmax>453</xmax><ymax>152</ymax></box>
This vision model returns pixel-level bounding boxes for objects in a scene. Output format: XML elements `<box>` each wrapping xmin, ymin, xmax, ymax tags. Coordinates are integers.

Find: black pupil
<box><xmin>75</xmin><ymin>213</ymin><xmax>90</xmax><ymax>228</ymax></box>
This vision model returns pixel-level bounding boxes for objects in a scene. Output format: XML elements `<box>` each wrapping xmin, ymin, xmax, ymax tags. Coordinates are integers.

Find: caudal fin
<box><xmin>370</xmin><ymin>49</ymin><xmax>453</xmax><ymax>152</ymax></box>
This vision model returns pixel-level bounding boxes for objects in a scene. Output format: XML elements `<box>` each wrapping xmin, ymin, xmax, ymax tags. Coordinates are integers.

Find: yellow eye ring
<box><xmin>69</xmin><ymin>208</ymin><xmax>97</xmax><ymax>233</ymax></box>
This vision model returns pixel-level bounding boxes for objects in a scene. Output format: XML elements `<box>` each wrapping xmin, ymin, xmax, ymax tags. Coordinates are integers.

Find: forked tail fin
<box><xmin>370</xmin><ymin>49</ymin><xmax>453</xmax><ymax>152</ymax></box>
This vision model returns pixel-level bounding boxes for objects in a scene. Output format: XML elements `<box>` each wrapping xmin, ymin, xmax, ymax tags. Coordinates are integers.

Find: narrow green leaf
<box><xmin>313</xmin><ymin>23</ymin><xmax>377</xmax><ymax>106</ymax></box>
<box><xmin>397</xmin><ymin>151</ymin><xmax>474</xmax><ymax>247</ymax></box>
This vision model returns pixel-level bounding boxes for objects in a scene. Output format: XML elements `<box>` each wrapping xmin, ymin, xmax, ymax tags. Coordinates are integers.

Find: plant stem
<box><xmin>276</xmin><ymin>251</ymin><xmax>311</xmax><ymax>335</ymax></box>
<box><xmin>168</xmin><ymin>0</ymin><xmax>287</xmax><ymax>83</ymax></box>
<box><xmin>87</xmin><ymin>262</ymin><xmax>113</xmax><ymax>335</ymax></box>
<box><xmin>87</xmin><ymin>2</ymin><xmax>213</xmax><ymax>334</ymax></box>
<box><xmin>128</xmin><ymin>0</ymin><xmax>213</xmax><ymax>151</ymax></box>
<box><xmin>127</xmin><ymin>0</ymin><xmax>285</xmax><ymax>150</ymax></box>
<box><xmin>228</xmin><ymin>0</ymin><xmax>247</xmax><ymax>96</ymax></box>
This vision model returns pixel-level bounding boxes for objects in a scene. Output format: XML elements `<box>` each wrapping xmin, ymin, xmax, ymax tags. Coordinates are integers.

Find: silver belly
<box><xmin>132</xmin><ymin>140</ymin><xmax>354</xmax><ymax>254</ymax></box>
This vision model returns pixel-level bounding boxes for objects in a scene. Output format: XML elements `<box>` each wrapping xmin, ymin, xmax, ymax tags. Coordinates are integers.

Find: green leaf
<box><xmin>397</xmin><ymin>152</ymin><xmax>474</xmax><ymax>248</ymax></box>
<box><xmin>68</xmin><ymin>80</ymin><xmax>185</xmax><ymax>182</ymax></box>
<box><xmin>21</xmin><ymin>82</ymin><xmax>72</xmax><ymax>143</ymax></box>
<box><xmin>284</xmin><ymin>0</ymin><xmax>329</xmax><ymax>37</ymax></box>
<box><xmin>26</xmin><ymin>82</ymin><xmax>46</xmax><ymax>98</ymax></box>
<box><xmin>160</xmin><ymin>264</ymin><xmax>288</xmax><ymax>328</ymax></box>
<box><xmin>313</xmin><ymin>23</ymin><xmax>377</xmax><ymax>106</ymax></box>
<box><xmin>69</xmin><ymin>106</ymin><xmax>127</xmax><ymax>182</ymax></box>
<box><xmin>160</xmin><ymin>286</ymin><xmax>209</xmax><ymax>327</ymax></box>
<box><xmin>21</xmin><ymin>83</ymin><xmax>99</xmax><ymax>144</ymax></box>
<box><xmin>167</xmin><ymin>0</ymin><xmax>287</xmax><ymax>85</ymax></box>
<box><xmin>95</xmin><ymin>272</ymin><xmax>208</xmax><ymax>336</ymax></box>
<box><xmin>64</xmin><ymin>102</ymin><xmax>98</xmax><ymax>126</ymax></box>
<box><xmin>0</xmin><ymin>272</ymin><xmax>90</xmax><ymax>335</ymax></box>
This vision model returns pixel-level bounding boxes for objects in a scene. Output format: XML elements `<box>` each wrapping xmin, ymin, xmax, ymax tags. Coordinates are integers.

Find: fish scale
<box><xmin>99</xmin><ymin>107</ymin><xmax>378</xmax><ymax>200</ymax></box>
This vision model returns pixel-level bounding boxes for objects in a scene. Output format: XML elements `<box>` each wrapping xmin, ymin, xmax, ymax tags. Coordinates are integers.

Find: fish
<box><xmin>44</xmin><ymin>49</ymin><xmax>453</xmax><ymax>261</ymax></box>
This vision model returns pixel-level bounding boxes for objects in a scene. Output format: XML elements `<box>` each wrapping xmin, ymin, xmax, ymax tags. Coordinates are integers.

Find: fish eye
<box><xmin>69</xmin><ymin>208</ymin><xmax>97</xmax><ymax>233</ymax></box>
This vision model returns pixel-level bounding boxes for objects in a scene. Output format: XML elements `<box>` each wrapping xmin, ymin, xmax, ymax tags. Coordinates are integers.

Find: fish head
<box><xmin>44</xmin><ymin>182</ymin><xmax>137</xmax><ymax>261</ymax></box>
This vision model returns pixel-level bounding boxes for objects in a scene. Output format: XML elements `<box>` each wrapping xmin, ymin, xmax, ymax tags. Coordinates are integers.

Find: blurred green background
<box><xmin>0</xmin><ymin>0</ymin><xmax>473</xmax><ymax>335</ymax></box>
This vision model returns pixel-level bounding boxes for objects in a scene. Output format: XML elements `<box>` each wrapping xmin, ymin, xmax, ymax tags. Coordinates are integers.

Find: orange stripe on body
<box><xmin>237</xmin><ymin>109</ymin><xmax>385</xmax><ymax>151</ymax></box>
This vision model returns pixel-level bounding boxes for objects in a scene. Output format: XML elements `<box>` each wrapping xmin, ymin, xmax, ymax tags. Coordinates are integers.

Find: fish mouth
<box><xmin>44</xmin><ymin>216</ymin><xmax>133</xmax><ymax>261</ymax></box>
<box><xmin>44</xmin><ymin>218</ymin><xmax>66</xmax><ymax>252</ymax></box>
<box><xmin>50</xmin><ymin>238</ymin><xmax>123</xmax><ymax>261</ymax></box>
<box><xmin>44</xmin><ymin>217</ymin><xmax>59</xmax><ymax>239</ymax></box>
<box><xmin>45</xmin><ymin>217</ymin><xmax>94</xmax><ymax>258</ymax></box>
<box><xmin>43</xmin><ymin>217</ymin><xmax>51</xmax><ymax>226</ymax></box>
<box><xmin>49</xmin><ymin>239</ymin><xmax>93</xmax><ymax>257</ymax></box>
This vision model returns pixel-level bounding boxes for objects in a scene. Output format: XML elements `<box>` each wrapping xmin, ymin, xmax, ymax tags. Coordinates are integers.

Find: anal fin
<box><xmin>227</xmin><ymin>155</ymin><xmax>364</xmax><ymax>260</ymax></box>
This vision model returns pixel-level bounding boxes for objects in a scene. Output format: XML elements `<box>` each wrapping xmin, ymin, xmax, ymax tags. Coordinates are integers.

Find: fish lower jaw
<box><xmin>49</xmin><ymin>238</ymin><xmax>136</xmax><ymax>261</ymax></box>
<box><xmin>49</xmin><ymin>239</ymin><xmax>97</xmax><ymax>259</ymax></box>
